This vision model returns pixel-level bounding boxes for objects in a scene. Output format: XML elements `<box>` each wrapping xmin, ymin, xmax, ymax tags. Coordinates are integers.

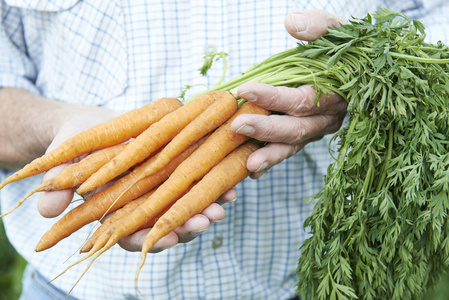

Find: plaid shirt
<box><xmin>1</xmin><ymin>1</ymin><xmax>448</xmax><ymax>299</ymax></box>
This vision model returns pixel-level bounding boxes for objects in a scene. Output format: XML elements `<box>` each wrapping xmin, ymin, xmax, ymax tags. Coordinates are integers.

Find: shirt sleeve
<box><xmin>0</xmin><ymin>1</ymin><xmax>40</xmax><ymax>94</ymax></box>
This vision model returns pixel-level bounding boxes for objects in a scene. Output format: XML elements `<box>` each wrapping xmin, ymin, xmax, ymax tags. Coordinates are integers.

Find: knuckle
<box><xmin>261</xmin><ymin>127</ymin><xmax>277</xmax><ymax>141</ymax></box>
<box><xmin>286</xmin><ymin>143</ymin><xmax>303</xmax><ymax>159</ymax></box>
<box><xmin>288</xmin><ymin>86</ymin><xmax>318</xmax><ymax>116</ymax></box>
<box><xmin>254</xmin><ymin>117</ymin><xmax>277</xmax><ymax>141</ymax></box>
<box><xmin>261</xmin><ymin>85</ymin><xmax>321</xmax><ymax>116</ymax></box>
<box><xmin>325</xmin><ymin>115</ymin><xmax>345</xmax><ymax>134</ymax></box>
<box><xmin>291</xmin><ymin>121</ymin><xmax>309</xmax><ymax>143</ymax></box>
<box><xmin>268</xmin><ymin>144</ymin><xmax>302</xmax><ymax>165</ymax></box>
<box><xmin>326</xmin><ymin>12</ymin><xmax>347</xmax><ymax>28</ymax></box>
<box><xmin>256</xmin><ymin>115</ymin><xmax>308</xmax><ymax>144</ymax></box>
<box><xmin>266</xmin><ymin>88</ymin><xmax>283</xmax><ymax>110</ymax></box>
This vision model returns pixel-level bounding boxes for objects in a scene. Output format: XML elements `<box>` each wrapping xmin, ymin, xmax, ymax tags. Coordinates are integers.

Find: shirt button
<box><xmin>212</xmin><ymin>236</ymin><xmax>223</xmax><ymax>249</ymax></box>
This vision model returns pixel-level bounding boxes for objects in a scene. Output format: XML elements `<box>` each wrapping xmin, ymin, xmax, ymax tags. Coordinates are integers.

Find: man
<box><xmin>1</xmin><ymin>1</ymin><xmax>448</xmax><ymax>299</ymax></box>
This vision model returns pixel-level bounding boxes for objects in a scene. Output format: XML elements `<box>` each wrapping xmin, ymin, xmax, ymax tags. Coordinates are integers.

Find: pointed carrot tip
<box><xmin>79</xmin><ymin>243</ymin><xmax>92</xmax><ymax>253</ymax></box>
<box><xmin>35</xmin><ymin>233</ymin><xmax>55</xmax><ymax>252</ymax></box>
<box><xmin>35</xmin><ymin>237</ymin><xmax>46</xmax><ymax>252</ymax></box>
<box><xmin>35</xmin><ymin>244</ymin><xmax>45</xmax><ymax>252</ymax></box>
<box><xmin>0</xmin><ymin>178</ymin><xmax>12</xmax><ymax>190</ymax></box>
<box><xmin>0</xmin><ymin>188</ymin><xmax>36</xmax><ymax>218</ymax></box>
<box><xmin>135</xmin><ymin>253</ymin><xmax>148</xmax><ymax>297</ymax></box>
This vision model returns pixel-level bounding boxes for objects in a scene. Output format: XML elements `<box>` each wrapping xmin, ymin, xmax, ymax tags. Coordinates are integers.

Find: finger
<box><xmin>215</xmin><ymin>188</ymin><xmax>237</xmax><ymax>205</ymax></box>
<box><xmin>201</xmin><ymin>203</ymin><xmax>226</xmax><ymax>223</ymax></box>
<box><xmin>246</xmin><ymin>142</ymin><xmax>304</xmax><ymax>178</ymax></box>
<box><xmin>231</xmin><ymin>112</ymin><xmax>344</xmax><ymax>144</ymax></box>
<box><xmin>284</xmin><ymin>9</ymin><xmax>347</xmax><ymax>41</ymax></box>
<box><xmin>237</xmin><ymin>83</ymin><xmax>345</xmax><ymax>117</ymax></box>
<box><xmin>37</xmin><ymin>163</ymin><xmax>74</xmax><ymax>218</ymax></box>
<box><xmin>175</xmin><ymin>203</ymin><xmax>227</xmax><ymax>243</ymax></box>
<box><xmin>38</xmin><ymin>188</ymin><xmax>75</xmax><ymax>218</ymax></box>
<box><xmin>118</xmin><ymin>228</ymin><xmax>179</xmax><ymax>253</ymax></box>
<box><xmin>248</xmin><ymin>136</ymin><xmax>327</xmax><ymax>179</ymax></box>
<box><xmin>174</xmin><ymin>214</ymin><xmax>211</xmax><ymax>244</ymax></box>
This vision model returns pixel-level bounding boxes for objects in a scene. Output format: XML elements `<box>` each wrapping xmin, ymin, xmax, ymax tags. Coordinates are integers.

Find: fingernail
<box><xmin>216</xmin><ymin>196</ymin><xmax>236</xmax><ymax>206</ymax></box>
<box><xmin>239</xmin><ymin>91</ymin><xmax>257</xmax><ymax>102</ymax></box>
<box><xmin>235</xmin><ymin>124</ymin><xmax>255</xmax><ymax>135</ymax></box>
<box><xmin>189</xmin><ymin>229</ymin><xmax>207</xmax><ymax>237</ymax></box>
<box><xmin>292</xmin><ymin>13</ymin><xmax>309</xmax><ymax>33</ymax></box>
<box><xmin>256</xmin><ymin>162</ymin><xmax>269</xmax><ymax>173</ymax></box>
<box><xmin>150</xmin><ymin>247</ymin><xmax>167</xmax><ymax>253</ymax></box>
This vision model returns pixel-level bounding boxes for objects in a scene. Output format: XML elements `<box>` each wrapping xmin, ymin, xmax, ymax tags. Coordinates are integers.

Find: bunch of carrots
<box><xmin>0</xmin><ymin>88</ymin><xmax>268</xmax><ymax>291</ymax></box>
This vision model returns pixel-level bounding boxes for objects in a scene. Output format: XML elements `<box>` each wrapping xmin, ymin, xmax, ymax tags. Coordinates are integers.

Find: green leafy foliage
<box><xmin>294</xmin><ymin>9</ymin><xmax>449</xmax><ymax>300</ymax></box>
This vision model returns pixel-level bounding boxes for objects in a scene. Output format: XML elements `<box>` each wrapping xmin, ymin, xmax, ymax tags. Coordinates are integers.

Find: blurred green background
<box><xmin>0</xmin><ymin>218</ymin><xmax>26</xmax><ymax>300</ymax></box>
<box><xmin>0</xmin><ymin>216</ymin><xmax>449</xmax><ymax>299</ymax></box>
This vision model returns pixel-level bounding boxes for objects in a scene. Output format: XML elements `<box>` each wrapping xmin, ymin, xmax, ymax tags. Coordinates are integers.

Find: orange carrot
<box><xmin>79</xmin><ymin>189</ymin><xmax>160</xmax><ymax>253</ymax></box>
<box><xmin>35</xmin><ymin>138</ymin><xmax>204</xmax><ymax>252</ymax></box>
<box><xmin>80</xmin><ymin>181</ymin><xmax>197</xmax><ymax>253</ymax></box>
<box><xmin>135</xmin><ymin>142</ymin><xmax>259</xmax><ymax>286</ymax></box>
<box><xmin>44</xmin><ymin>144</ymin><xmax>127</xmax><ymax>191</ymax></box>
<box><xmin>131</xmin><ymin>91</ymin><xmax>238</xmax><ymax>181</ymax></box>
<box><xmin>76</xmin><ymin>91</ymin><xmax>230</xmax><ymax>195</ymax></box>
<box><xmin>0</xmin><ymin>97</ymin><xmax>181</xmax><ymax>190</ymax></box>
<box><xmin>79</xmin><ymin>102</ymin><xmax>268</xmax><ymax>261</ymax></box>
<box><xmin>0</xmin><ymin>144</ymin><xmax>126</xmax><ymax>218</ymax></box>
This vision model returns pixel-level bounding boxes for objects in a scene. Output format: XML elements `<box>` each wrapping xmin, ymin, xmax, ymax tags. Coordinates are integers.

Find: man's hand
<box><xmin>230</xmin><ymin>9</ymin><xmax>348</xmax><ymax>179</ymax></box>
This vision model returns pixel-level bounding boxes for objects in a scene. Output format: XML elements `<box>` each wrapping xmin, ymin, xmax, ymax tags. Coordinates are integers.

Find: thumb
<box><xmin>284</xmin><ymin>9</ymin><xmax>347</xmax><ymax>42</ymax></box>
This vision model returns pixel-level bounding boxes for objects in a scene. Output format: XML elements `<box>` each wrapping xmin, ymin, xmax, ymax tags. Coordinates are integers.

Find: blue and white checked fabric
<box><xmin>1</xmin><ymin>1</ymin><xmax>448</xmax><ymax>299</ymax></box>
